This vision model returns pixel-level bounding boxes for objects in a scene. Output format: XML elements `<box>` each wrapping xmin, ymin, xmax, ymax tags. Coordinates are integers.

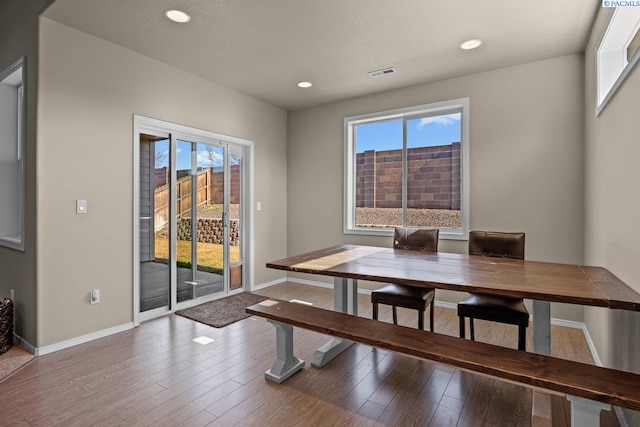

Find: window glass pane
<box><xmin>596</xmin><ymin>7</ymin><xmax>640</xmax><ymax>113</ymax></box>
<box><xmin>175</xmin><ymin>140</ymin><xmax>194</xmax><ymax>302</ymax></box>
<box><xmin>627</xmin><ymin>26</ymin><xmax>640</xmax><ymax>61</ymax></box>
<box><xmin>354</xmin><ymin>119</ymin><xmax>403</xmax><ymax>228</ymax></box>
<box><xmin>229</xmin><ymin>155</ymin><xmax>242</xmax><ymax>264</ymax></box>
<box><xmin>406</xmin><ymin>112</ymin><xmax>461</xmax><ymax>229</ymax></box>
<box><xmin>140</xmin><ymin>136</ymin><xmax>170</xmax><ymax>312</ymax></box>
<box><xmin>0</xmin><ymin>59</ymin><xmax>24</xmax><ymax>250</ymax></box>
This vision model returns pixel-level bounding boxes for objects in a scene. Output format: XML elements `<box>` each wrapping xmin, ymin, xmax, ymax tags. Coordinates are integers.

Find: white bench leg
<box><xmin>312</xmin><ymin>338</ymin><xmax>354</xmax><ymax>367</ymax></box>
<box><xmin>566</xmin><ymin>395</ymin><xmax>610</xmax><ymax>427</ymax></box>
<box><xmin>264</xmin><ymin>320</ymin><xmax>305</xmax><ymax>383</ymax></box>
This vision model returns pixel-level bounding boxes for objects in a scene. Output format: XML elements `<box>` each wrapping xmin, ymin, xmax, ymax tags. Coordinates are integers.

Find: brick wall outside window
<box><xmin>355</xmin><ymin>143</ymin><xmax>460</xmax><ymax>210</ymax></box>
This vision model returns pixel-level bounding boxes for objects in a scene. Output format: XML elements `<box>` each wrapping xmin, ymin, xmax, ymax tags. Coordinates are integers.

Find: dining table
<box><xmin>266</xmin><ymin>243</ymin><xmax>640</xmax><ymax>426</ymax></box>
<box><xmin>267</xmin><ymin>244</ymin><xmax>640</xmax><ymax>363</ymax></box>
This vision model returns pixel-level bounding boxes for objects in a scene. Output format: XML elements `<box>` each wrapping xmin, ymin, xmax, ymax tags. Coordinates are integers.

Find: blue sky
<box><xmin>355</xmin><ymin>113</ymin><xmax>461</xmax><ymax>153</ymax></box>
<box><xmin>154</xmin><ymin>139</ymin><xmax>225</xmax><ymax>170</ymax></box>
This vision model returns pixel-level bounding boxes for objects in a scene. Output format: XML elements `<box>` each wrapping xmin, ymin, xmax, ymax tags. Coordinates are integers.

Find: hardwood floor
<box><xmin>0</xmin><ymin>282</ymin><xmax>621</xmax><ymax>426</ymax></box>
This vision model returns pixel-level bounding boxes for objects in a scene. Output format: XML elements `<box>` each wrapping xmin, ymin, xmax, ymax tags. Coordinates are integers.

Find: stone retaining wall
<box><xmin>176</xmin><ymin>218</ymin><xmax>239</xmax><ymax>246</ymax></box>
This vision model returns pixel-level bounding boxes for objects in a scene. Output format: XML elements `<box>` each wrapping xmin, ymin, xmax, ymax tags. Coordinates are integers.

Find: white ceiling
<box><xmin>42</xmin><ymin>0</ymin><xmax>600</xmax><ymax>111</ymax></box>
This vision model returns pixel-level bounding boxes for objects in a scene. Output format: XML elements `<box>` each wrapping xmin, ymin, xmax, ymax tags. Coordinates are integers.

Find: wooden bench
<box><xmin>247</xmin><ymin>299</ymin><xmax>640</xmax><ymax>427</ymax></box>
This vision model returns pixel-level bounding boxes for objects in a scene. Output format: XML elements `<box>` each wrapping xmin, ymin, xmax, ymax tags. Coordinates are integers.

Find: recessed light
<box><xmin>297</xmin><ymin>81</ymin><xmax>313</xmax><ymax>88</ymax></box>
<box><xmin>165</xmin><ymin>9</ymin><xmax>191</xmax><ymax>23</ymax></box>
<box><xmin>460</xmin><ymin>39</ymin><xmax>482</xmax><ymax>50</ymax></box>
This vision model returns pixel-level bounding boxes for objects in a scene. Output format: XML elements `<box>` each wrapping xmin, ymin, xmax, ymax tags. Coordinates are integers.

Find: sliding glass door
<box><xmin>136</xmin><ymin>119</ymin><xmax>248</xmax><ymax>319</ymax></box>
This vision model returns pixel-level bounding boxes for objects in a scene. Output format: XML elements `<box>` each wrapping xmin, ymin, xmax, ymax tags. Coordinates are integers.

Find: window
<box><xmin>344</xmin><ymin>98</ymin><xmax>469</xmax><ymax>239</ymax></box>
<box><xmin>0</xmin><ymin>57</ymin><xmax>26</xmax><ymax>251</ymax></box>
<box><xmin>596</xmin><ymin>7</ymin><xmax>640</xmax><ymax>115</ymax></box>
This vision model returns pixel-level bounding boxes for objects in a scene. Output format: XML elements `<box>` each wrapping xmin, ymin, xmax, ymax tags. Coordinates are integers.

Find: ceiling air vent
<box><xmin>368</xmin><ymin>67</ymin><xmax>397</xmax><ymax>78</ymax></box>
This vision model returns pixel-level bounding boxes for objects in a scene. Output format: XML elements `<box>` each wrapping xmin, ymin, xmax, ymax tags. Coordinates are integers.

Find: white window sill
<box><xmin>0</xmin><ymin>235</ymin><xmax>24</xmax><ymax>251</ymax></box>
<box><xmin>343</xmin><ymin>227</ymin><xmax>467</xmax><ymax>241</ymax></box>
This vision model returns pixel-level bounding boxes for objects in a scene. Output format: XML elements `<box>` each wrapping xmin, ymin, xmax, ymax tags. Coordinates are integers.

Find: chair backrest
<box><xmin>468</xmin><ymin>231</ymin><xmax>525</xmax><ymax>260</ymax></box>
<box><xmin>393</xmin><ymin>228</ymin><xmax>439</xmax><ymax>251</ymax></box>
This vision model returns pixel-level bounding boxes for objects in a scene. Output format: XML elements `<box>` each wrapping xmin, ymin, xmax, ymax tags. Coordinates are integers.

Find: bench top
<box><xmin>247</xmin><ymin>299</ymin><xmax>640</xmax><ymax>411</ymax></box>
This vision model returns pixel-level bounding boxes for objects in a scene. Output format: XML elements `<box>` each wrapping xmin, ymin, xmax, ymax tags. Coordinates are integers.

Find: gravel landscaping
<box><xmin>190</xmin><ymin>204</ymin><xmax>460</xmax><ymax>229</ymax></box>
<box><xmin>356</xmin><ymin>207</ymin><xmax>460</xmax><ymax>229</ymax></box>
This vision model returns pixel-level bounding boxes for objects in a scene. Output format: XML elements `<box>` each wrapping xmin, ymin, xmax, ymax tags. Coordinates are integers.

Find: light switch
<box><xmin>257</xmin><ymin>202</ymin><xmax>262</xmax><ymax>211</ymax></box>
<box><xmin>76</xmin><ymin>199</ymin><xmax>87</xmax><ymax>214</ymax></box>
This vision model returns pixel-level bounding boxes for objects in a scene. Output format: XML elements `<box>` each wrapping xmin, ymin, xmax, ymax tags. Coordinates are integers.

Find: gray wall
<box><xmin>287</xmin><ymin>54</ymin><xmax>585</xmax><ymax>322</ymax></box>
<box><xmin>0</xmin><ymin>0</ymin><xmax>55</xmax><ymax>346</ymax></box>
<box><xmin>36</xmin><ymin>18</ymin><xmax>288</xmax><ymax>346</ymax></box>
<box><xmin>584</xmin><ymin>8</ymin><xmax>640</xmax><ymax>425</ymax></box>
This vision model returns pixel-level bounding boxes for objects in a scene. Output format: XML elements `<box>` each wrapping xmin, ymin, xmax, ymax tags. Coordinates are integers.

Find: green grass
<box><xmin>154</xmin><ymin>237</ymin><xmax>240</xmax><ymax>275</ymax></box>
<box><xmin>200</xmin><ymin>204</ymin><xmax>224</xmax><ymax>213</ymax></box>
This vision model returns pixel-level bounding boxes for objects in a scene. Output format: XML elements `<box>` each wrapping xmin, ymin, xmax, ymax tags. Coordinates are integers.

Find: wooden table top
<box><xmin>267</xmin><ymin>244</ymin><xmax>640</xmax><ymax>311</ymax></box>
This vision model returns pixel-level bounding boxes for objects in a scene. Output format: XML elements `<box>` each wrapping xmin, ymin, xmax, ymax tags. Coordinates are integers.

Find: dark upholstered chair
<box><xmin>371</xmin><ymin>228</ymin><xmax>439</xmax><ymax>331</ymax></box>
<box><xmin>458</xmin><ymin>231</ymin><xmax>529</xmax><ymax>350</ymax></box>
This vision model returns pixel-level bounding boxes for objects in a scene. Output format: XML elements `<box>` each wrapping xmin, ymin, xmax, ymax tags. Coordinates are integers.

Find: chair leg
<box><xmin>392</xmin><ymin>306</ymin><xmax>398</xmax><ymax>325</ymax></box>
<box><xmin>429</xmin><ymin>299</ymin><xmax>435</xmax><ymax>332</ymax></box>
<box><xmin>470</xmin><ymin>318</ymin><xmax>475</xmax><ymax>341</ymax></box>
<box><xmin>459</xmin><ymin>316</ymin><xmax>465</xmax><ymax>339</ymax></box>
<box><xmin>518</xmin><ymin>324</ymin><xmax>526</xmax><ymax>351</ymax></box>
<box><xmin>418</xmin><ymin>310</ymin><xmax>424</xmax><ymax>330</ymax></box>
<box><xmin>373</xmin><ymin>303</ymin><xmax>378</xmax><ymax>320</ymax></box>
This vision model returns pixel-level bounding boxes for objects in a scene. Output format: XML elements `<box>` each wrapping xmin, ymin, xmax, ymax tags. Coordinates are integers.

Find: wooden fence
<box><xmin>154</xmin><ymin>169</ymin><xmax>212</xmax><ymax>232</ymax></box>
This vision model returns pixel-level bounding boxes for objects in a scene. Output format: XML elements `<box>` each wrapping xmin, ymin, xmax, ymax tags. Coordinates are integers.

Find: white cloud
<box><xmin>418</xmin><ymin>113</ymin><xmax>461</xmax><ymax>128</ymax></box>
<box><xmin>198</xmin><ymin>149</ymin><xmax>223</xmax><ymax>166</ymax></box>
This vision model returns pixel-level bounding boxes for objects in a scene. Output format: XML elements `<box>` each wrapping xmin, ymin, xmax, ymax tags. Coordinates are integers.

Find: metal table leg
<box><xmin>311</xmin><ymin>277</ymin><xmax>357</xmax><ymax>367</ymax></box>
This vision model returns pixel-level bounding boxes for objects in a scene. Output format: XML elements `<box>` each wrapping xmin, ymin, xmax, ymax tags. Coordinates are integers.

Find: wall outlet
<box><xmin>10</xmin><ymin>289</ymin><xmax>14</xmax><ymax>301</ymax></box>
<box><xmin>90</xmin><ymin>289</ymin><xmax>100</xmax><ymax>304</ymax></box>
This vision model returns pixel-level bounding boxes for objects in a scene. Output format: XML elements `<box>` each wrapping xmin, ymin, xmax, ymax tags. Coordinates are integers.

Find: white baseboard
<box><xmin>288</xmin><ymin>277</ymin><xmax>335</xmax><ymax>290</ymax></box>
<box><xmin>13</xmin><ymin>333</ymin><xmax>36</xmax><ymax>355</ymax></box>
<box><xmin>435</xmin><ymin>300</ymin><xmax>457</xmax><ymax>310</ymax></box>
<box><xmin>613</xmin><ymin>407</ymin><xmax>629</xmax><ymax>427</ymax></box>
<box><xmin>35</xmin><ymin>322</ymin><xmax>134</xmax><ymax>356</ymax></box>
<box><xmin>252</xmin><ymin>277</ymin><xmax>287</xmax><ymax>291</ymax></box>
<box><xmin>581</xmin><ymin>321</ymin><xmax>603</xmax><ymax>366</ymax></box>
<box><xmin>548</xmin><ymin>317</ymin><xmax>584</xmax><ymax>330</ymax></box>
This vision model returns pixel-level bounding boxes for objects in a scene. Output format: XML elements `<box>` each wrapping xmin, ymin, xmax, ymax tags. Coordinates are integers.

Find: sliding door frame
<box><xmin>133</xmin><ymin>115</ymin><xmax>254</xmax><ymax>326</ymax></box>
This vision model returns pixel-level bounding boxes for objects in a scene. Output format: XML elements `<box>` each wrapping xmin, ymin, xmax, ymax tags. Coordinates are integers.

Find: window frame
<box><xmin>0</xmin><ymin>57</ymin><xmax>26</xmax><ymax>251</ymax></box>
<box><xmin>596</xmin><ymin>7</ymin><xmax>640</xmax><ymax>116</ymax></box>
<box><xmin>343</xmin><ymin>97</ymin><xmax>469</xmax><ymax>240</ymax></box>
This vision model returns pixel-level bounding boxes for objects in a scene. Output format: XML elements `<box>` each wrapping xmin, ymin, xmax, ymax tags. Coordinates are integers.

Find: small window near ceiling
<box><xmin>628</xmin><ymin>25</ymin><xmax>640</xmax><ymax>60</ymax></box>
<box><xmin>596</xmin><ymin>6</ymin><xmax>640</xmax><ymax>115</ymax></box>
<box><xmin>0</xmin><ymin>57</ymin><xmax>26</xmax><ymax>251</ymax></box>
